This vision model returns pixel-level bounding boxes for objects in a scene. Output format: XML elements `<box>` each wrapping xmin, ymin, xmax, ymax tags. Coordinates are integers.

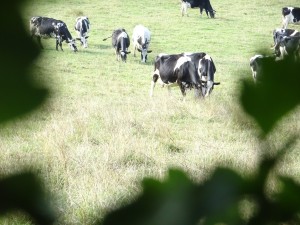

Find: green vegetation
<box><xmin>0</xmin><ymin>0</ymin><xmax>300</xmax><ymax>224</ymax></box>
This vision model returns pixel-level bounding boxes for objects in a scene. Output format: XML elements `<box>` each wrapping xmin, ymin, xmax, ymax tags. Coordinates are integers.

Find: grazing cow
<box><xmin>103</xmin><ymin>28</ymin><xmax>131</xmax><ymax>62</ymax></box>
<box><xmin>249</xmin><ymin>55</ymin><xmax>276</xmax><ymax>83</ymax></box>
<box><xmin>282</xmin><ymin>7</ymin><xmax>300</xmax><ymax>29</ymax></box>
<box><xmin>150</xmin><ymin>54</ymin><xmax>202</xmax><ymax>99</ymax></box>
<box><xmin>184</xmin><ymin>52</ymin><xmax>220</xmax><ymax>97</ymax></box>
<box><xmin>181</xmin><ymin>0</ymin><xmax>216</xmax><ymax>18</ymax></box>
<box><xmin>132</xmin><ymin>25</ymin><xmax>152</xmax><ymax>63</ymax></box>
<box><xmin>272</xmin><ymin>28</ymin><xmax>300</xmax><ymax>60</ymax></box>
<box><xmin>75</xmin><ymin>16</ymin><xmax>90</xmax><ymax>48</ymax></box>
<box><xmin>30</xmin><ymin>16</ymin><xmax>77</xmax><ymax>52</ymax></box>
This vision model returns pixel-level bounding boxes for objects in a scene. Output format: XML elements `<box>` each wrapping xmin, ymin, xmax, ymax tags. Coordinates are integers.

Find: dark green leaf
<box><xmin>0</xmin><ymin>172</ymin><xmax>56</xmax><ymax>225</ymax></box>
<box><xmin>0</xmin><ymin>0</ymin><xmax>48</xmax><ymax>123</ymax></box>
<box><xmin>100</xmin><ymin>169</ymin><xmax>201</xmax><ymax>225</ymax></box>
<box><xmin>241</xmin><ymin>58</ymin><xmax>300</xmax><ymax>135</ymax></box>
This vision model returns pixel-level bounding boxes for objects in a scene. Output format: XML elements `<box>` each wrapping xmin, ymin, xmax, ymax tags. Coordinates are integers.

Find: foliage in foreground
<box><xmin>1</xmin><ymin>1</ymin><xmax>300</xmax><ymax>225</ymax></box>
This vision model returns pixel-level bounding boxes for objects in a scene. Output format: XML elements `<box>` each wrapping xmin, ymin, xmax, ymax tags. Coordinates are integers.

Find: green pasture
<box><xmin>1</xmin><ymin>0</ymin><xmax>300</xmax><ymax>224</ymax></box>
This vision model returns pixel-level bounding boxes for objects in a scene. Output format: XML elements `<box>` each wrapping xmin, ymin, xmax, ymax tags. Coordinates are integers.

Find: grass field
<box><xmin>1</xmin><ymin>0</ymin><xmax>300</xmax><ymax>224</ymax></box>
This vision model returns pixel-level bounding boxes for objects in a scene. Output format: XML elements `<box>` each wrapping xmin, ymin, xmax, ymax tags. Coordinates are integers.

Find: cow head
<box><xmin>137</xmin><ymin>40</ymin><xmax>152</xmax><ymax>63</ymax></box>
<box><xmin>198</xmin><ymin>55</ymin><xmax>219</xmax><ymax>97</ymax></box>
<box><xmin>209</xmin><ymin>10</ymin><xmax>216</xmax><ymax>18</ymax></box>
<box><xmin>76</xmin><ymin>36</ymin><xmax>89</xmax><ymax>48</ymax></box>
<box><xmin>54</xmin><ymin>22</ymin><xmax>78</xmax><ymax>52</ymax></box>
<box><xmin>120</xmin><ymin>50</ymin><xmax>131</xmax><ymax>62</ymax></box>
<box><xmin>68</xmin><ymin>39</ymin><xmax>78</xmax><ymax>52</ymax></box>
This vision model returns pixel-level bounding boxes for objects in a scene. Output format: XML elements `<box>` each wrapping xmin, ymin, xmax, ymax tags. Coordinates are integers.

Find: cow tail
<box><xmin>103</xmin><ymin>35</ymin><xmax>112</xmax><ymax>41</ymax></box>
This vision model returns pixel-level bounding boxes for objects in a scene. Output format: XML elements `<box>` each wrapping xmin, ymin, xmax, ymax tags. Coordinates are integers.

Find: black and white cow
<box><xmin>150</xmin><ymin>53</ymin><xmax>202</xmax><ymax>98</ymax></box>
<box><xmin>272</xmin><ymin>28</ymin><xmax>300</xmax><ymax>60</ymax></box>
<box><xmin>249</xmin><ymin>54</ymin><xmax>276</xmax><ymax>83</ymax></box>
<box><xmin>75</xmin><ymin>16</ymin><xmax>90</xmax><ymax>48</ymax></box>
<box><xmin>184</xmin><ymin>52</ymin><xmax>220</xmax><ymax>97</ymax></box>
<box><xmin>282</xmin><ymin>7</ymin><xmax>300</xmax><ymax>29</ymax></box>
<box><xmin>181</xmin><ymin>0</ymin><xmax>216</xmax><ymax>18</ymax></box>
<box><xmin>30</xmin><ymin>16</ymin><xmax>77</xmax><ymax>52</ymax></box>
<box><xmin>132</xmin><ymin>25</ymin><xmax>152</xmax><ymax>63</ymax></box>
<box><xmin>103</xmin><ymin>28</ymin><xmax>131</xmax><ymax>62</ymax></box>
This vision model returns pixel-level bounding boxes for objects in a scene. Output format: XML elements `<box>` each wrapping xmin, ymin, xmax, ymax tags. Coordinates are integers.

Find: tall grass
<box><xmin>1</xmin><ymin>0</ymin><xmax>300</xmax><ymax>224</ymax></box>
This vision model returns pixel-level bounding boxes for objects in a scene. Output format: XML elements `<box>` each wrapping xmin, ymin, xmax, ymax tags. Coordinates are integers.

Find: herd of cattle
<box><xmin>29</xmin><ymin>0</ymin><xmax>220</xmax><ymax>99</ymax></box>
<box><xmin>250</xmin><ymin>6</ymin><xmax>300</xmax><ymax>82</ymax></box>
<box><xmin>29</xmin><ymin>3</ymin><xmax>299</xmax><ymax>99</ymax></box>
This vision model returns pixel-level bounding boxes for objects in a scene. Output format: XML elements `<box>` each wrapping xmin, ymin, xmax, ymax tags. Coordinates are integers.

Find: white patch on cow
<box><xmin>282</xmin><ymin>7</ymin><xmax>300</xmax><ymax>28</ymax></box>
<box><xmin>118</xmin><ymin>32</ymin><xmax>128</xmax><ymax>40</ymax></box>
<box><xmin>174</xmin><ymin>56</ymin><xmax>191</xmax><ymax>71</ymax></box>
<box><xmin>183</xmin><ymin>52</ymin><xmax>193</xmax><ymax>56</ymax></box>
<box><xmin>158</xmin><ymin>53</ymin><xmax>168</xmax><ymax>57</ymax></box>
<box><xmin>204</xmin><ymin>54</ymin><xmax>212</xmax><ymax>61</ymax></box>
<box><xmin>181</xmin><ymin>1</ymin><xmax>191</xmax><ymax>16</ymax></box>
<box><xmin>249</xmin><ymin>55</ymin><xmax>263</xmax><ymax>81</ymax></box>
<box><xmin>153</xmin><ymin>68</ymin><xmax>160</xmax><ymax>76</ymax></box>
<box><xmin>290</xmin><ymin>30</ymin><xmax>299</xmax><ymax>36</ymax></box>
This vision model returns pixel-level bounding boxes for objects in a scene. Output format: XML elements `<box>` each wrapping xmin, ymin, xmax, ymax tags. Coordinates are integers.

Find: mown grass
<box><xmin>1</xmin><ymin>0</ymin><xmax>300</xmax><ymax>224</ymax></box>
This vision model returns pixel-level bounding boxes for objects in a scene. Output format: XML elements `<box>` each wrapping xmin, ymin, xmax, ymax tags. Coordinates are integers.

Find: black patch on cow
<box><xmin>282</xmin><ymin>7</ymin><xmax>291</xmax><ymax>17</ymax></box>
<box><xmin>183</xmin><ymin>0</ymin><xmax>216</xmax><ymax>18</ymax></box>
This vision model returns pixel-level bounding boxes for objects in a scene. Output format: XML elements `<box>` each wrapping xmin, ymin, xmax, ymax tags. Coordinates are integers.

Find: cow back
<box><xmin>112</xmin><ymin>28</ymin><xmax>130</xmax><ymax>48</ymax></box>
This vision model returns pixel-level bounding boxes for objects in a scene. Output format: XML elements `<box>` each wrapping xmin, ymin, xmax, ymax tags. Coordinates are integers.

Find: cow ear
<box><xmin>126</xmin><ymin>51</ymin><xmax>131</xmax><ymax>54</ymax></box>
<box><xmin>137</xmin><ymin>49</ymin><xmax>141</xmax><ymax>52</ymax></box>
<box><xmin>85</xmin><ymin>36</ymin><xmax>89</xmax><ymax>39</ymax></box>
<box><xmin>76</xmin><ymin>38</ymin><xmax>81</xmax><ymax>40</ymax></box>
<box><xmin>147</xmin><ymin>50</ymin><xmax>152</xmax><ymax>53</ymax></box>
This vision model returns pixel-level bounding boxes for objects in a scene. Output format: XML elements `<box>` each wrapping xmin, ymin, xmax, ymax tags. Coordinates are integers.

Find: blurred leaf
<box><xmin>241</xmin><ymin>58</ymin><xmax>300</xmax><ymax>135</ymax></box>
<box><xmin>274</xmin><ymin>176</ymin><xmax>300</xmax><ymax>221</ymax></box>
<box><xmin>0</xmin><ymin>172</ymin><xmax>56</xmax><ymax>225</ymax></box>
<box><xmin>199</xmin><ymin>168</ymin><xmax>245</xmax><ymax>225</ymax></box>
<box><xmin>100</xmin><ymin>169</ymin><xmax>202</xmax><ymax>225</ymax></box>
<box><xmin>100</xmin><ymin>168</ymin><xmax>248</xmax><ymax>225</ymax></box>
<box><xmin>0</xmin><ymin>0</ymin><xmax>48</xmax><ymax>123</ymax></box>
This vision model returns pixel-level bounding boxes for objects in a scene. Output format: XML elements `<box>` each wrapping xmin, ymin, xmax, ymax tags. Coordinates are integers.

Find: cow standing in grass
<box><xmin>75</xmin><ymin>16</ymin><xmax>90</xmax><ymax>48</ymax></box>
<box><xmin>132</xmin><ymin>25</ymin><xmax>152</xmax><ymax>63</ymax></box>
<box><xmin>103</xmin><ymin>28</ymin><xmax>131</xmax><ymax>62</ymax></box>
<box><xmin>282</xmin><ymin>7</ymin><xmax>300</xmax><ymax>29</ymax></box>
<box><xmin>30</xmin><ymin>16</ymin><xmax>77</xmax><ymax>52</ymax></box>
<box><xmin>150</xmin><ymin>53</ymin><xmax>202</xmax><ymax>99</ymax></box>
<box><xmin>181</xmin><ymin>0</ymin><xmax>216</xmax><ymax>18</ymax></box>
<box><xmin>184</xmin><ymin>52</ymin><xmax>219</xmax><ymax>97</ymax></box>
<box><xmin>272</xmin><ymin>28</ymin><xmax>300</xmax><ymax>60</ymax></box>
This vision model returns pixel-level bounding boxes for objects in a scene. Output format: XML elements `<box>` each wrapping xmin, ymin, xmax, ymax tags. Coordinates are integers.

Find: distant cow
<box><xmin>272</xmin><ymin>28</ymin><xmax>300</xmax><ymax>60</ymax></box>
<box><xmin>103</xmin><ymin>28</ymin><xmax>131</xmax><ymax>62</ymax></box>
<box><xmin>132</xmin><ymin>25</ymin><xmax>152</xmax><ymax>63</ymax></box>
<box><xmin>30</xmin><ymin>16</ymin><xmax>77</xmax><ymax>52</ymax></box>
<box><xmin>282</xmin><ymin>7</ymin><xmax>300</xmax><ymax>29</ymax></box>
<box><xmin>184</xmin><ymin>52</ymin><xmax>220</xmax><ymax>97</ymax></box>
<box><xmin>249</xmin><ymin>54</ymin><xmax>276</xmax><ymax>82</ymax></box>
<box><xmin>75</xmin><ymin>16</ymin><xmax>90</xmax><ymax>48</ymax></box>
<box><xmin>150</xmin><ymin>54</ymin><xmax>202</xmax><ymax>98</ymax></box>
<box><xmin>181</xmin><ymin>0</ymin><xmax>216</xmax><ymax>18</ymax></box>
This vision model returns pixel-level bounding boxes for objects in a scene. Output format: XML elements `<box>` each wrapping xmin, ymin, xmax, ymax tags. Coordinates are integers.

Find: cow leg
<box><xmin>178</xmin><ymin>82</ymin><xmax>186</xmax><ymax>98</ymax></box>
<box><xmin>181</xmin><ymin>3</ymin><xmax>187</xmax><ymax>16</ymax></box>
<box><xmin>56</xmin><ymin>39</ymin><xmax>59</xmax><ymax>51</ymax></box>
<box><xmin>150</xmin><ymin>73</ymin><xmax>159</xmax><ymax>97</ymax></box>
<box><xmin>133</xmin><ymin>45</ymin><xmax>136</xmax><ymax>57</ymax></box>
<box><xmin>199</xmin><ymin>7</ymin><xmax>203</xmax><ymax>17</ymax></box>
<box><xmin>36</xmin><ymin>36</ymin><xmax>44</xmax><ymax>49</ymax></box>
<box><xmin>56</xmin><ymin>39</ymin><xmax>63</xmax><ymax>51</ymax></box>
<box><xmin>59</xmin><ymin>41</ymin><xmax>63</xmax><ymax>51</ymax></box>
